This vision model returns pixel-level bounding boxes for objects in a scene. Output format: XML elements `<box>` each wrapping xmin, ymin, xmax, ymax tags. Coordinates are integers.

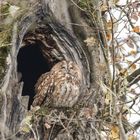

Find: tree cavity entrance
<box><xmin>17</xmin><ymin>36</ymin><xmax>61</xmax><ymax>110</ymax></box>
<box><xmin>17</xmin><ymin>26</ymin><xmax>65</xmax><ymax>109</ymax></box>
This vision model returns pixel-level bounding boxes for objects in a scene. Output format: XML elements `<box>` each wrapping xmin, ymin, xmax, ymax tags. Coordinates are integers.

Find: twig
<box><xmin>116</xmin><ymin>5</ymin><xmax>140</xmax><ymax>36</ymax></box>
<box><xmin>126</xmin><ymin>57</ymin><xmax>140</xmax><ymax>74</ymax></box>
<box><xmin>106</xmin><ymin>0</ymin><xmax>116</xmax><ymax>90</ymax></box>
<box><xmin>70</xmin><ymin>0</ymin><xmax>86</xmax><ymax>11</ymax></box>
<box><xmin>26</xmin><ymin>122</ymin><xmax>38</xmax><ymax>140</ymax></box>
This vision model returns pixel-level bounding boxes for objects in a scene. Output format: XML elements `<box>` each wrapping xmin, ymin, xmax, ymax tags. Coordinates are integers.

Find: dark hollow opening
<box><xmin>17</xmin><ymin>42</ymin><xmax>51</xmax><ymax>110</ymax></box>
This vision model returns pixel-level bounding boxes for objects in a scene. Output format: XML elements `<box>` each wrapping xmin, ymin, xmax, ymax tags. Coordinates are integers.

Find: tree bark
<box><xmin>0</xmin><ymin>0</ymin><xmax>107</xmax><ymax>140</ymax></box>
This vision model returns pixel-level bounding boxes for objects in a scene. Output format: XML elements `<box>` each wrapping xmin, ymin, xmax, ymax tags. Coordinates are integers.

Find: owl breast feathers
<box><xmin>32</xmin><ymin>60</ymin><xmax>82</xmax><ymax>107</ymax></box>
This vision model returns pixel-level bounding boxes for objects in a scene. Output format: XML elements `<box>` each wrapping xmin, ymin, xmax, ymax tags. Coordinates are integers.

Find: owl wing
<box><xmin>32</xmin><ymin>72</ymin><xmax>54</xmax><ymax>107</ymax></box>
<box><xmin>32</xmin><ymin>61</ymin><xmax>82</xmax><ymax>108</ymax></box>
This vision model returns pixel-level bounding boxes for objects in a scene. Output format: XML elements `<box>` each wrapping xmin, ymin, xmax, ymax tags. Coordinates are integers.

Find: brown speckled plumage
<box><xmin>32</xmin><ymin>60</ymin><xmax>82</xmax><ymax>107</ymax></box>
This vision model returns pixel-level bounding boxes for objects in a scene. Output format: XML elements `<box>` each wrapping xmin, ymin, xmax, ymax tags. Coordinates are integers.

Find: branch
<box><xmin>127</xmin><ymin>68</ymin><xmax>140</xmax><ymax>86</ymax></box>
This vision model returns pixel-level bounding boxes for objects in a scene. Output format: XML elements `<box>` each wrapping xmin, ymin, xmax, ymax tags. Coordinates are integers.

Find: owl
<box><xmin>32</xmin><ymin>60</ymin><xmax>82</xmax><ymax>107</ymax></box>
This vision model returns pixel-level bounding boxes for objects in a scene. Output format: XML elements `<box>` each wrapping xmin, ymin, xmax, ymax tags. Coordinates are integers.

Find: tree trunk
<box><xmin>0</xmin><ymin>0</ymin><xmax>107</xmax><ymax>140</ymax></box>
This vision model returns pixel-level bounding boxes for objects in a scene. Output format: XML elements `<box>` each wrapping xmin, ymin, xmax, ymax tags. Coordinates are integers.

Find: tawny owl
<box><xmin>32</xmin><ymin>60</ymin><xmax>82</xmax><ymax>107</ymax></box>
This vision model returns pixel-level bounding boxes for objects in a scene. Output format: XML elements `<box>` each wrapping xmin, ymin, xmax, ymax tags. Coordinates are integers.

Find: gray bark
<box><xmin>0</xmin><ymin>0</ymin><xmax>104</xmax><ymax>140</ymax></box>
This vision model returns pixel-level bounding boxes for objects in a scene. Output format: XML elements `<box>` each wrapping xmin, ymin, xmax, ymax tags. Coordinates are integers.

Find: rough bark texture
<box><xmin>0</xmin><ymin>0</ymin><xmax>106</xmax><ymax>140</ymax></box>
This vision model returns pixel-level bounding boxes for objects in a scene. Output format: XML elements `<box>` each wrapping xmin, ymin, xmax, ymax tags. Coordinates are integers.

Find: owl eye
<box><xmin>69</xmin><ymin>66</ymin><xmax>72</xmax><ymax>69</ymax></box>
<box><xmin>61</xmin><ymin>65</ymin><xmax>65</xmax><ymax>69</ymax></box>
